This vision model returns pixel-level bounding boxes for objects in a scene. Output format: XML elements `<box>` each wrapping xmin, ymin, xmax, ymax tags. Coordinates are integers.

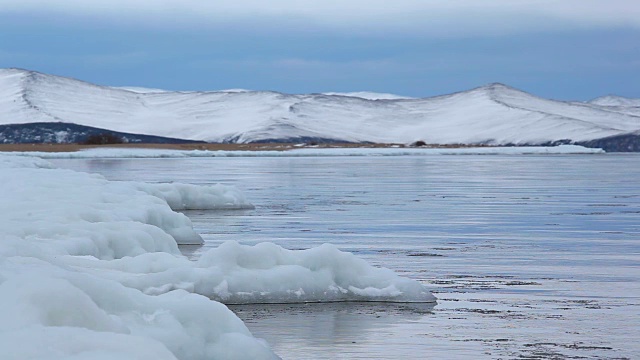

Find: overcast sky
<box><xmin>1</xmin><ymin>0</ymin><xmax>638</xmax><ymax>100</ymax></box>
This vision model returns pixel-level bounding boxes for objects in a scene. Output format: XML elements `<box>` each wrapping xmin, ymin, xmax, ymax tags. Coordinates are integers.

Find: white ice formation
<box><xmin>0</xmin><ymin>154</ymin><xmax>435</xmax><ymax>359</ymax></box>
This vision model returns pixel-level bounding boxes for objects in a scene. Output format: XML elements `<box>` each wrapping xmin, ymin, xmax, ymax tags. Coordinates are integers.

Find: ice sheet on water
<box><xmin>13</xmin><ymin>144</ymin><xmax>604</xmax><ymax>159</ymax></box>
<box><xmin>0</xmin><ymin>153</ymin><xmax>54</xmax><ymax>168</ymax></box>
<box><xmin>0</xmin><ymin>154</ymin><xmax>434</xmax><ymax>359</ymax></box>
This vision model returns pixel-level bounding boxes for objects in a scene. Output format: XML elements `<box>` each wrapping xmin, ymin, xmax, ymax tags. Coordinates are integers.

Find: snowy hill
<box><xmin>114</xmin><ymin>86</ymin><xmax>171</xmax><ymax>94</ymax></box>
<box><xmin>587</xmin><ymin>95</ymin><xmax>640</xmax><ymax>117</ymax></box>
<box><xmin>1</xmin><ymin>68</ymin><xmax>639</xmax><ymax>146</ymax></box>
<box><xmin>589</xmin><ymin>95</ymin><xmax>640</xmax><ymax>107</ymax></box>
<box><xmin>321</xmin><ymin>91</ymin><xmax>413</xmax><ymax>100</ymax></box>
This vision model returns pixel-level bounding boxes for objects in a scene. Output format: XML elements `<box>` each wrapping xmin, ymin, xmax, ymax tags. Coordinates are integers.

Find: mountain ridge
<box><xmin>1</xmin><ymin>68</ymin><xmax>639</xmax><ymax>148</ymax></box>
<box><xmin>589</xmin><ymin>95</ymin><xmax>640</xmax><ymax>107</ymax></box>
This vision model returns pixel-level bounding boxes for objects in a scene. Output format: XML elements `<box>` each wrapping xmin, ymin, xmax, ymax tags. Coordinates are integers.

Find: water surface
<box><xmin>52</xmin><ymin>154</ymin><xmax>640</xmax><ymax>359</ymax></box>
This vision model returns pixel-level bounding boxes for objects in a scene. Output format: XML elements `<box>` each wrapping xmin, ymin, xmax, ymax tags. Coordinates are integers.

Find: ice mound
<box><xmin>76</xmin><ymin>240</ymin><xmax>436</xmax><ymax>304</ymax></box>
<box><xmin>0</xmin><ymin>256</ymin><xmax>277</xmax><ymax>360</ymax></box>
<box><xmin>2</xmin><ymin>165</ymin><xmax>203</xmax><ymax>248</ymax></box>
<box><xmin>196</xmin><ymin>241</ymin><xmax>436</xmax><ymax>303</ymax></box>
<box><xmin>133</xmin><ymin>182</ymin><xmax>255</xmax><ymax>210</ymax></box>
<box><xmin>1</xmin><ymin>162</ymin><xmax>254</xmax><ymax>248</ymax></box>
<box><xmin>0</xmin><ymin>154</ymin><xmax>435</xmax><ymax>359</ymax></box>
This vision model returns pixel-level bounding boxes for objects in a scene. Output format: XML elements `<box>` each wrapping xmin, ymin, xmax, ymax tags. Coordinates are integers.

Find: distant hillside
<box><xmin>589</xmin><ymin>95</ymin><xmax>640</xmax><ymax>107</ymax></box>
<box><xmin>0</xmin><ymin>68</ymin><xmax>639</xmax><ymax>150</ymax></box>
<box><xmin>586</xmin><ymin>96</ymin><xmax>640</xmax><ymax>118</ymax></box>
<box><xmin>0</xmin><ymin>122</ymin><xmax>203</xmax><ymax>144</ymax></box>
<box><xmin>576</xmin><ymin>131</ymin><xmax>640</xmax><ymax>152</ymax></box>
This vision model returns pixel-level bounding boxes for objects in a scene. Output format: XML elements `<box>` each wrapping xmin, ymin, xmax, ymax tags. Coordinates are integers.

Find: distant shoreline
<box><xmin>0</xmin><ymin>143</ymin><xmax>494</xmax><ymax>153</ymax></box>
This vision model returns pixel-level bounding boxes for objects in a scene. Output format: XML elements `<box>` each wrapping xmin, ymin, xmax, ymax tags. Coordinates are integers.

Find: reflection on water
<box><xmin>229</xmin><ymin>302</ymin><xmax>436</xmax><ymax>359</ymax></box>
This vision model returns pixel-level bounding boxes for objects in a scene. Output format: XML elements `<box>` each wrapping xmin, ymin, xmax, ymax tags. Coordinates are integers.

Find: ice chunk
<box><xmin>74</xmin><ymin>241</ymin><xmax>435</xmax><ymax>304</ymax></box>
<box><xmin>133</xmin><ymin>182</ymin><xmax>254</xmax><ymax>210</ymax></box>
<box><xmin>1</xmin><ymin>166</ymin><xmax>203</xmax><ymax>249</ymax></box>
<box><xmin>194</xmin><ymin>241</ymin><xmax>436</xmax><ymax>303</ymax></box>
<box><xmin>0</xmin><ymin>258</ymin><xmax>277</xmax><ymax>360</ymax></box>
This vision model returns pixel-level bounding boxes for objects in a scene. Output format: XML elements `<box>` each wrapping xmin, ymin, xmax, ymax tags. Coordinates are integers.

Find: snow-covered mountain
<box><xmin>321</xmin><ymin>91</ymin><xmax>413</xmax><ymax>100</ymax></box>
<box><xmin>589</xmin><ymin>95</ymin><xmax>640</xmax><ymax>107</ymax></box>
<box><xmin>587</xmin><ymin>95</ymin><xmax>640</xmax><ymax>117</ymax></box>
<box><xmin>113</xmin><ymin>86</ymin><xmax>171</xmax><ymax>94</ymax></box>
<box><xmin>1</xmin><ymin>68</ymin><xmax>639</xmax><ymax>146</ymax></box>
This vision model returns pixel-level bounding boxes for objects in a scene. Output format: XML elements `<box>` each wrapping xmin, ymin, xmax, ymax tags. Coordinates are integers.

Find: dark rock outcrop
<box><xmin>0</xmin><ymin>122</ymin><xmax>203</xmax><ymax>144</ymax></box>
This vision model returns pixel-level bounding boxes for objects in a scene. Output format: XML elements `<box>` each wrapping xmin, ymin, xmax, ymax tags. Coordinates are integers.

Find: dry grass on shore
<box><xmin>0</xmin><ymin>142</ymin><xmax>492</xmax><ymax>153</ymax></box>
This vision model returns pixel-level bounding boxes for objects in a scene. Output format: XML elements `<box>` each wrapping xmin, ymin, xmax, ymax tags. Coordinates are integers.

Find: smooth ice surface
<box><xmin>13</xmin><ymin>144</ymin><xmax>604</xmax><ymax>160</ymax></box>
<box><xmin>2</xmin><ymin>69</ymin><xmax>639</xmax><ymax>144</ymax></box>
<box><xmin>0</xmin><ymin>154</ymin><xmax>434</xmax><ymax>359</ymax></box>
<box><xmin>53</xmin><ymin>154</ymin><xmax>640</xmax><ymax>359</ymax></box>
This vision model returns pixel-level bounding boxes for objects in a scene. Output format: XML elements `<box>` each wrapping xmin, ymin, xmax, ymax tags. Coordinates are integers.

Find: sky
<box><xmin>1</xmin><ymin>0</ymin><xmax>639</xmax><ymax>100</ymax></box>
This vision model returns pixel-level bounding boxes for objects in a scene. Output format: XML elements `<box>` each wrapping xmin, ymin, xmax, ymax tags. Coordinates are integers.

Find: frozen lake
<box><xmin>51</xmin><ymin>154</ymin><xmax>640</xmax><ymax>359</ymax></box>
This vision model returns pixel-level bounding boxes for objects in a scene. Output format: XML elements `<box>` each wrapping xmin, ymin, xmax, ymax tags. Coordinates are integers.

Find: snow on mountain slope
<box><xmin>114</xmin><ymin>86</ymin><xmax>171</xmax><ymax>94</ymax></box>
<box><xmin>1</xmin><ymin>68</ymin><xmax>639</xmax><ymax>144</ymax></box>
<box><xmin>483</xmin><ymin>84</ymin><xmax>638</xmax><ymax>133</ymax></box>
<box><xmin>589</xmin><ymin>95</ymin><xmax>640</xmax><ymax>107</ymax></box>
<box><xmin>587</xmin><ymin>95</ymin><xmax>640</xmax><ymax>117</ymax></box>
<box><xmin>322</xmin><ymin>91</ymin><xmax>413</xmax><ymax>100</ymax></box>
<box><xmin>276</xmin><ymin>84</ymin><xmax>639</xmax><ymax>144</ymax></box>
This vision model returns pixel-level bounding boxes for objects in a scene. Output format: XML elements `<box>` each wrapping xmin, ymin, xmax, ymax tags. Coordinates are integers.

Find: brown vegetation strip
<box><xmin>0</xmin><ymin>143</ymin><xmax>489</xmax><ymax>153</ymax></box>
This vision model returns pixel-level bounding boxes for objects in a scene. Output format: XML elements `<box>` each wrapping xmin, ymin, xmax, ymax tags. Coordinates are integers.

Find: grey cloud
<box><xmin>2</xmin><ymin>0</ymin><xmax>639</xmax><ymax>36</ymax></box>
